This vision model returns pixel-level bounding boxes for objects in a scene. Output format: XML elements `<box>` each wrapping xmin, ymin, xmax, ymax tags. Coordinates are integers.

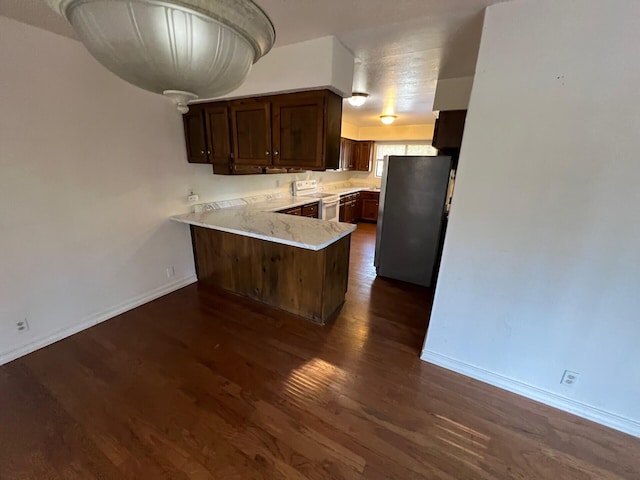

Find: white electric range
<box><xmin>292</xmin><ymin>180</ymin><xmax>340</xmax><ymax>222</ymax></box>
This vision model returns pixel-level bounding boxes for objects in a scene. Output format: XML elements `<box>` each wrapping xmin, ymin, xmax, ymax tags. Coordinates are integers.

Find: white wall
<box><xmin>213</xmin><ymin>36</ymin><xmax>354</xmax><ymax>100</ymax></box>
<box><xmin>432</xmin><ymin>76</ymin><xmax>474</xmax><ymax>111</ymax></box>
<box><xmin>358</xmin><ymin>124</ymin><xmax>434</xmax><ymax>142</ymax></box>
<box><xmin>341</xmin><ymin>121</ymin><xmax>360</xmax><ymax>140</ymax></box>
<box><xmin>0</xmin><ymin>16</ymin><xmax>201</xmax><ymax>363</ymax></box>
<box><xmin>0</xmin><ymin>17</ymin><xmax>357</xmax><ymax>364</ymax></box>
<box><xmin>423</xmin><ymin>0</ymin><xmax>640</xmax><ymax>437</ymax></box>
<box><xmin>341</xmin><ymin>122</ymin><xmax>434</xmax><ymax>142</ymax></box>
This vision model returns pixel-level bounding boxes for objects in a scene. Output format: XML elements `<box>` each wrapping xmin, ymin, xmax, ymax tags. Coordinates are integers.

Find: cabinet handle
<box><xmin>266</xmin><ymin>151</ymin><xmax>270</xmax><ymax>156</ymax></box>
<box><xmin>200</xmin><ymin>150</ymin><xmax>205</xmax><ymax>154</ymax></box>
<box><xmin>274</xmin><ymin>151</ymin><xmax>279</xmax><ymax>156</ymax></box>
<box><xmin>207</xmin><ymin>150</ymin><xmax>211</xmax><ymax>155</ymax></box>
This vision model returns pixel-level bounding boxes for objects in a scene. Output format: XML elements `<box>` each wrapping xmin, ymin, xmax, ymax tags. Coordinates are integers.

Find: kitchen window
<box><xmin>374</xmin><ymin>142</ymin><xmax>438</xmax><ymax>177</ymax></box>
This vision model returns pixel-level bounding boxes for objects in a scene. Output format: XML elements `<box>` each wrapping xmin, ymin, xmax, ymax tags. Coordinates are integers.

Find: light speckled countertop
<box><xmin>170</xmin><ymin>185</ymin><xmax>381</xmax><ymax>251</ymax></box>
<box><xmin>171</xmin><ymin>209</ymin><xmax>356</xmax><ymax>251</ymax></box>
<box><xmin>219</xmin><ymin>195</ymin><xmax>321</xmax><ymax>213</ymax></box>
<box><xmin>327</xmin><ymin>186</ymin><xmax>381</xmax><ymax>196</ymax></box>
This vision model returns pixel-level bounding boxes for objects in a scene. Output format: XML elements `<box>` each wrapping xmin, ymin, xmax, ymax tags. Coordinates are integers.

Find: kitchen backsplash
<box><xmin>187</xmin><ymin>167</ymin><xmax>367</xmax><ymax>209</ymax></box>
<box><xmin>191</xmin><ymin>179</ymin><xmax>376</xmax><ymax>213</ymax></box>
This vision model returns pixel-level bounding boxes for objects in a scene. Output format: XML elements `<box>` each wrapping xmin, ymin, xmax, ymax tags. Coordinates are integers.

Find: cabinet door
<box><xmin>301</xmin><ymin>202</ymin><xmax>319</xmax><ymax>218</ymax></box>
<box><xmin>348</xmin><ymin>141</ymin><xmax>357</xmax><ymax>170</ymax></box>
<box><xmin>361</xmin><ymin>199</ymin><xmax>379</xmax><ymax>222</ymax></box>
<box><xmin>354</xmin><ymin>193</ymin><xmax>362</xmax><ymax>221</ymax></box>
<box><xmin>339</xmin><ymin>202</ymin><xmax>346</xmax><ymax>222</ymax></box>
<box><xmin>280</xmin><ymin>206</ymin><xmax>302</xmax><ymax>216</ymax></box>
<box><xmin>204</xmin><ymin>105</ymin><xmax>231</xmax><ymax>165</ymax></box>
<box><xmin>356</xmin><ymin>141</ymin><xmax>374</xmax><ymax>171</ymax></box>
<box><xmin>339</xmin><ymin>138</ymin><xmax>351</xmax><ymax>170</ymax></box>
<box><xmin>231</xmin><ymin>101</ymin><xmax>272</xmax><ymax>166</ymax></box>
<box><xmin>432</xmin><ymin>110</ymin><xmax>467</xmax><ymax>149</ymax></box>
<box><xmin>183</xmin><ymin>107</ymin><xmax>209</xmax><ymax>164</ymax></box>
<box><xmin>272</xmin><ymin>95</ymin><xmax>324</xmax><ymax>169</ymax></box>
<box><xmin>349</xmin><ymin>201</ymin><xmax>357</xmax><ymax>223</ymax></box>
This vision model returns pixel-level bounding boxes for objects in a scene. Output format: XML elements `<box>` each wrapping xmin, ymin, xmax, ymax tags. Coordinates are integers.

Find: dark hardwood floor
<box><xmin>1</xmin><ymin>223</ymin><xmax>639</xmax><ymax>479</ymax></box>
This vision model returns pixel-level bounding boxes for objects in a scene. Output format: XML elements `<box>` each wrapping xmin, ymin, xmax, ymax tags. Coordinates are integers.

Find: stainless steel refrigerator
<box><xmin>374</xmin><ymin>155</ymin><xmax>453</xmax><ymax>287</ymax></box>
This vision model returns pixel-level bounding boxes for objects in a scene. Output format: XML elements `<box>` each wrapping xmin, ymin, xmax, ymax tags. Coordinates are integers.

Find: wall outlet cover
<box><xmin>560</xmin><ymin>370</ymin><xmax>580</xmax><ymax>388</ymax></box>
<box><xmin>16</xmin><ymin>319</ymin><xmax>30</xmax><ymax>333</ymax></box>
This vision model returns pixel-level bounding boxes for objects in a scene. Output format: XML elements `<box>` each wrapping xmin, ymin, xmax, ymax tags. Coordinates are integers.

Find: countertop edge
<box><xmin>261</xmin><ymin>197</ymin><xmax>323</xmax><ymax>212</ymax></box>
<box><xmin>329</xmin><ymin>187</ymin><xmax>381</xmax><ymax>196</ymax></box>
<box><xmin>170</xmin><ymin>216</ymin><xmax>356</xmax><ymax>251</ymax></box>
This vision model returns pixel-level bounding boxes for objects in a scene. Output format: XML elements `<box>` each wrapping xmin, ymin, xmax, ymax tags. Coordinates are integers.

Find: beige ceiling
<box><xmin>0</xmin><ymin>0</ymin><xmax>504</xmax><ymax>127</ymax></box>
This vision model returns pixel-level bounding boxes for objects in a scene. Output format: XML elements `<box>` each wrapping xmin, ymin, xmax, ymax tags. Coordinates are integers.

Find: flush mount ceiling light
<box><xmin>45</xmin><ymin>0</ymin><xmax>275</xmax><ymax>113</ymax></box>
<box><xmin>380</xmin><ymin>115</ymin><xmax>398</xmax><ymax>125</ymax></box>
<box><xmin>347</xmin><ymin>92</ymin><xmax>369</xmax><ymax>107</ymax></box>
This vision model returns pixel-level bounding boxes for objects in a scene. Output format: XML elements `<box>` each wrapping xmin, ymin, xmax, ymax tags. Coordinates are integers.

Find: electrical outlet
<box><xmin>560</xmin><ymin>370</ymin><xmax>580</xmax><ymax>388</ymax></box>
<box><xmin>188</xmin><ymin>194</ymin><xmax>199</xmax><ymax>203</ymax></box>
<box><xmin>16</xmin><ymin>319</ymin><xmax>29</xmax><ymax>334</ymax></box>
<box><xmin>166</xmin><ymin>266</ymin><xmax>175</xmax><ymax>278</ymax></box>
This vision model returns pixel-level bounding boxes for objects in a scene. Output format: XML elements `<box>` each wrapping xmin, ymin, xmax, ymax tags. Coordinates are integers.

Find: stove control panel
<box><xmin>293</xmin><ymin>180</ymin><xmax>318</xmax><ymax>195</ymax></box>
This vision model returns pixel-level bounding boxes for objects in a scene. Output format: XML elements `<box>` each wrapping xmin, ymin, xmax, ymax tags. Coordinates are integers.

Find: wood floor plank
<box><xmin>1</xmin><ymin>223</ymin><xmax>639</xmax><ymax>479</ymax></box>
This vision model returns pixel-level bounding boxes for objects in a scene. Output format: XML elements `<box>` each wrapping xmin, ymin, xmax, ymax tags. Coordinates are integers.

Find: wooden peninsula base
<box><xmin>191</xmin><ymin>226</ymin><xmax>351</xmax><ymax>324</ymax></box>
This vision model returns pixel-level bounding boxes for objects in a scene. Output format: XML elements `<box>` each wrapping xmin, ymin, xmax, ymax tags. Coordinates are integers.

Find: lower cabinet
<box><xmin>280</xmin><ymin>206</ymin><xmax>302</xmax><ymax>216</ymax></box>
<box><xmin>278</xmin><ymin>193</ymin><xmax>379</xmax><ymax>224</ymax></box>
<box><xmin>339</xmin><ymin>192</ymin><xmax>361</xmax><ymax>223</ymax></box>
<box><xmin>359</xmin><ymin>191</ymin><xmax>380</xmax><ymax>222</ymax></box>
<box><xmin>361</xmin><ymin>199</ymin><xmax>379</xmax><ymax>222</ymax></box>
<box><xmin>301</xmin><ymin>202</ymin><xmax>319</xmax><ymax>218</ymax></box>
<box><xmin>278</xmin><ymin>202</ymin><xmax>319</xmax><ymax>219</ymax></box>
<box><xmin>191</xmin><ymin>226</ymin><xmax>350</xmax><ymax>324</ymax></box>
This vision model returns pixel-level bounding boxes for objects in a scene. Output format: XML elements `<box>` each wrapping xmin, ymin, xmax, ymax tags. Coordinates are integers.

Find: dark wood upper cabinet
<box><xmin>323</xmin><ymin>92</ymin><xmax>342</xmax><ymax>170</ymax></box>
<box><xmin>339</xmin><ymin>138</ymin><xmax>352</xmax><ymax>170</ymax></box>
<box><xmin>183</xmin><ymin>104</ymin><xmax>231</xmax><ymax>167</ymax></box>
<box><xmin>356</xmin><ymin>141</ymin><xmax>374</xmax><ymax>171</ymax></box>
<box><xmin>272</xmin><ymin>93</ymin><xmax>324</xmax><ymax>169</ymax></box>
<box><xmin>432</xmin><ymin>110</ymin><xmax>467</xmax><ymax>150</ymax></box>
<box><xmin>204</xmin><ymin>105</ymin><xmax>232</xmax><ymax>166</ymax></box>
<box><xmin>182</xmin><ymin>89</ymin><xmax>343</xmax><ymax>175</ymax></box>
<box><xmin>270</xmin><ymin>89</ymin><xmax>341</xmax><ymax>171</ymax></box>
<box><xmin>339</xmin><ymin>138</ymin><xmax>373</xmax><ymax>171</ymax></box>
<box><xmin>183</xmin><ymin>106</ymin><xmax>209</xmax><ymax>164</ymax></box>
<box><xmin>347</xmin><ymin>140</ymin><xmax>356</xmax><ymax>170</ymax></box>
<box><xmin>230</xmin><ymin>100</ymin><xmax>272</xmax><ymax>167</ymax></box>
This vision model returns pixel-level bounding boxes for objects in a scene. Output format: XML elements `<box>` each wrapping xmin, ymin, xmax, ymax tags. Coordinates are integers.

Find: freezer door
<box><xmin>376</xmin><ymin>155</ymin><xmax>452</xmax><ymax>287</ymax></box>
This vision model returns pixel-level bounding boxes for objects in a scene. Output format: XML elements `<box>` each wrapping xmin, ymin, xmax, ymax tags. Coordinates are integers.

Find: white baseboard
<box><xmin>421</xmin><ymin>349</ymin><xmax>640</xmax><ymax>439</ymax></box>
<box><xmin>0</xmin><ymin>275</ymin><xmax>198</xmax><ymax>366</ymax></box>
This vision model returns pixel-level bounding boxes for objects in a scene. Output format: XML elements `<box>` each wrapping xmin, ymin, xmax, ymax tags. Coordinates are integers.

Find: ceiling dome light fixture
<box><xmin>347</xmin><ymin>92</ymin><xmax>369</xmax><ymax>107</ymax></box>
<box><xmin>46</xmin><ymin>0</ymin><xmax>275</xmax><ymax>113</ymax></box>
<box><xmin>380</xmin><ymin>115</ymin><xmax>398</xmax><ymax>125</ymax></box>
